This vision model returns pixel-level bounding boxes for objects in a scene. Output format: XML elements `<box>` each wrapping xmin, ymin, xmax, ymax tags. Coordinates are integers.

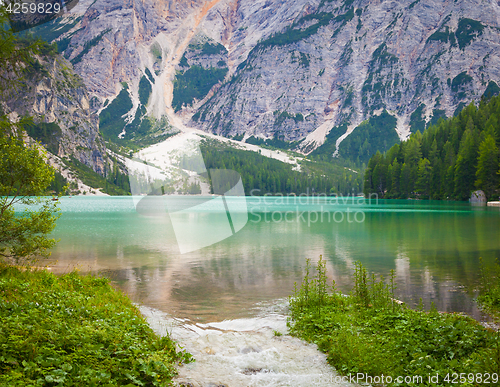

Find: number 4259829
<box><xmin>5</xmin><ymin>1</ymin><xmax>61</xmax><ymax>14</ymax></box>
<box><xmin>444</xmin><ymin>373</ymin><xmax>498</xmax><ymax>384</ymax></box>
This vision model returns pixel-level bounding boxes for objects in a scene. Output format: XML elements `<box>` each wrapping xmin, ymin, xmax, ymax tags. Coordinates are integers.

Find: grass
<box><xmin>478</xmin><ymin>258</ymin><xmax>500</xmax><ymax>318</ymax></box>
<box><xmin>0</xmin><ymin>263</ymin><xmax>192</xmax><ymax>386</ymax></box>
<box><xmin>288</xmin><ymin>257</ymin><xmax>499</xmax><ymax>385</ymax></box>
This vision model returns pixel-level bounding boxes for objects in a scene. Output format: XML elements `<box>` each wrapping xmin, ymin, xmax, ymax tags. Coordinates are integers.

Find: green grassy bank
<box><xmin>0</xmin><ymin>264</ymin><xmax>191</xmax><ymax>386</ymax></box>
<box><xmin>478</xmin><ymin>259</ymin><xmax>500</xmax><ymax>320</ymax></box>
<box><xmin>288</xmin><ymin>257</ymin><xmax>499</xmax><ymax>386</ymax></box>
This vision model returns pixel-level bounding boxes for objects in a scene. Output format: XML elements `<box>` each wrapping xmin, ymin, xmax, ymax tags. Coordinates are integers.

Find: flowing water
<box><xmin>44</xmin><ymin>196</ymin><xmax>500</xmax><ymax>386</ymax></box>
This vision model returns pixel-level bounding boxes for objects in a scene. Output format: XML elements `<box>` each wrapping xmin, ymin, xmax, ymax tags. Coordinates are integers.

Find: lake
<box><xmin>47</xmin><ymin>195</ymin><xmax>500</xmax><ymax>322</ymax></box>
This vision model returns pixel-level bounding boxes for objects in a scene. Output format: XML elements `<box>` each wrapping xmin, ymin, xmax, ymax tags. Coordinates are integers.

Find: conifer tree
<box><xmin>475</xmin><ymin>134</ymin><xmax>499</xmax><ymax>200</ymax></box>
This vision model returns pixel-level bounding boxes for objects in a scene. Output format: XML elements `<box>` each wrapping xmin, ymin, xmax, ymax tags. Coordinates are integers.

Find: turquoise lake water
<box><xmin>47</xmin><ymin>196</ymin><xmax>500</xmax><ymax>322</ymax></box>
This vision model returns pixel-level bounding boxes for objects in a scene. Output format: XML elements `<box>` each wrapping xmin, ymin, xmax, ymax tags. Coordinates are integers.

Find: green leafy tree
<box><xmin>0</xmin><ymin>10</ymin><xmax>60</xmax><ymax>264</ymax></box>
<box><xmin>475</xmin><ymin>134</ymin><xmax>499</xmax><ymax>200</ymax></box>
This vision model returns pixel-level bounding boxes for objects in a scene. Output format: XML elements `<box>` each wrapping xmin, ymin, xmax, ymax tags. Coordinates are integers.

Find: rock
<box><xmin>470</xmin><ymin>190</ymin><xmax>487</xmax><ymax>204</ymax></box>
<box><xmin>239</xmin><ymin>345</ymin><xmax>262</xmax><ymax>354</ymax></box>
<box><xmin>49</xmin><ymin>0</ymin><xmax>500</xmax><ymax>154</ymax></box>
<box><xmin>2</xmin><ymin>51</ymin><xmax>108</xmax><ymax>175</ymax></box>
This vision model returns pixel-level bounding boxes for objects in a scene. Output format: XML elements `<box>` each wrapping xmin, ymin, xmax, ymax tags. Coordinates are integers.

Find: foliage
<box><xmin>0</xmin><ymin>13</ymin><xmax>60</xmax><ymax>265</ymax></box>
<box><xmin>427</xmin><ymin>108</ymin><xmax>446</xmax><ymax>128</ymax></box>
<box><xmin>273</xmin><ymin>110</ymin><xmax>304</xmax><ymax>127</ymax></box>
<box><xmin>409</xmin><ymin>103</ymin><xmax>426</xmax><ymax>133</ymax></box>
<box><xmin>0</xmin><ymin>10</ymin><xmax>44</xmax><ymax>97</ymax></box>
<box><xmin>150</xmin><ymin>42</ymin><xmax>162</xmax><ymax>62</ymax></box>
<box><xmin>364</xmin><ymin>96</ymin><xmax>500</xmax><ymax>200</ymax></box>
<box><xmin>244</xmin><ymin>136</ymin><xmax>300</xmax><ymax>150</ymax></box>
<box><xmin>478</xmin><ymin>258</ymin><xmax>500</xmax><ymax>317</ymax></box>
<box><xmin>339</xmin><ymin>110</ymin><xmax>399</xmax><ymax>164</ymax></box>
<box><xmin>310</xmin><ymin>124</ymin><xmax>348</xmax><ymax>160</ymax></box>
<box><xmin>47</xmin><ymin>171</ymin><xmax>68</xmax><ymax>195</ymax></box>
<box><xmin>145</xmin><ymin>68</ymin><xmax>154</xmax><ymax>84</ymax></box>
<box><xmin>138</xmin><ymin>75</ymin><xmax>152</xmax><ymax>106</ymax></box>
<box><xmin>200</xmin><ymin>139</ymin><xmax>363</xmax><ymax>195</ymax></box>
<box><xmin>179</xmin><ymin>54</ymin><xmax>189</xmax><ymax>68</ymax></box>
<box><xmin>475</xmin><ymin>135</ymin><xmax>499</xmax><ymax>199</ymax></box>
<box><xmin>257</xmin><ymin>12</ymin><xmax>334</xmax><ymax>48</ymax></box>
<box><xmin>256</xmin><ymin>8</ymin><xmax>354</xmax><ymax>49</ymax></box>
<box><xmin>172</xmin><ymin>66</ymin><xmax>228</xmax><ymax>112</ymax></box>
<box><xmin>455</xmin><ymin>18</ymin><xmax>484</xmax><ymax>50</ymax></box>
<box><xmin>63</xmin><ymin>157</ymin><xmax>130</xmax><ymax>196</ymax></box>
<box><xmin>0</xmin><ymin>265</ymin><xmax>192</xmax><ymax>386</ymax></box>
<box><xmin>24</xmin><ymin>122</ymin><xmax>62</xmax><ymax>155</ymax></box>
<box><xmin>451</xmin><ymin>71</ymin><xmax>473</xmax><ymax>93</ymax></box>
<box><xmin>483</xmin><ymin>81</ymin><xmax>500</xmax><ymax>100</ymax></box>
<box><xmin>195</xmin><ymin>42</ymin><xmax>227</xmax><ymax>56</ymax></box>
<box><xmin>427</xmin><ymin>26</ymin><xmax>454</xmax><ymax>44</ymax></box>
<box><xmin>18</xmin><ymin>16</ymin><xmax>82</xmax><ymax>48</ymax></box>
<box><xmin>99</xmin><ymin>86</ymin><xmax>133</xmax><ymax>139</ymax></box>
<box><xmin>288</xmin><ymin>258</ymin><xmax>499</xmax><ymax>384</ymax></box>
<box><xmin>0</xmin><ymin>128</ymin><xmax>60</xmax><ymax>264</ymax></box>
<box><xmin>70</xmin><ymin>29</ymin><xmax>111</xmax><ymax>66</ymax></box>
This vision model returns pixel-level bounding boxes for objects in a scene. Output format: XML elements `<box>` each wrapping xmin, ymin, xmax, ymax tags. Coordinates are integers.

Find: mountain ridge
<box><xmin>16</xmin><ymin>0</ymin><xmax>500</xmax><ymax>164</ymax></box>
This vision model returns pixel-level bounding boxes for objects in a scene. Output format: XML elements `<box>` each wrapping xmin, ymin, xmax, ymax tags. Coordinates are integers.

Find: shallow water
<box><xmin>140</xmin><ymin>302</ymin><xmax>358</xmax><ymax>387</ymax></box>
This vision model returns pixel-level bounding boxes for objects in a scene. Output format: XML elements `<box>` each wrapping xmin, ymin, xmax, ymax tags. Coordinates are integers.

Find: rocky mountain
<box><xmin>1</xmin><ymin>41</ymin><xmax>107</xmax><ymax>175</ymax></box>
<box><xmin>25</xmin><ymin>0</ymin><xmax>500</xmax><ymax>162</ymax></box>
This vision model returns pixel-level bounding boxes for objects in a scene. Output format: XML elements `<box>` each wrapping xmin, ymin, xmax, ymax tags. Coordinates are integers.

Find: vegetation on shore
<box><xmin>288</xmin><ymin>257</ymin><xmax>499</xmax><ymax>385</ymax></box>
<box><xmin>364</xmin><ymin>95</ymin><xmax>500</xmax><ymax>201</ymax></box>
<box><xmin>478</xmin><ymin>258</ymin><xmax>500</xmax><ymax>318</ymax></box>
<box><xmin>0</xmin><ymin>264</ymin><xmax>191</xmax><ymax>386</ymax></box>
<box><xmin>200</xmin><ymin>139</ymin><xmax>363</xmax><ymax>195</ymax></box>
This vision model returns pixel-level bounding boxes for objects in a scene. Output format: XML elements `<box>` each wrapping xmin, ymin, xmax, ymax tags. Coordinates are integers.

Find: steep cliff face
<box><xmin>2</xmin><ymin>46</ymin><xmax>107</xmax><ymax>174</ymax></box>
<box><xmin>40</xmin><ymin>0</ymin><xmax>500</xmax><ymax>159</ymax></box>
<box><xmin>191</xmin><ymin>0</ymin><xmax>500</xmax><ymax>153</ymax></box>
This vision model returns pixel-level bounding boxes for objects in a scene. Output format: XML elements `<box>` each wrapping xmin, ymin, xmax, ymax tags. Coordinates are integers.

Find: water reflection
<box><xmin>48</xmin><ymin>197</ymin><xmax>499</xmax><ymax>322</ymax></box>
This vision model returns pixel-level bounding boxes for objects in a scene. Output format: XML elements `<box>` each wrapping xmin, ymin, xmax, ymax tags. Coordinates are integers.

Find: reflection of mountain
<box><xmin>27</xmin><ymin>0</ymin><xmax>500</xmax><ymax>159</ymax></box>
<box><xmin>48</xmin><ymin>198</ymin><xmax>497</xmax><ymax>321</ymax></box>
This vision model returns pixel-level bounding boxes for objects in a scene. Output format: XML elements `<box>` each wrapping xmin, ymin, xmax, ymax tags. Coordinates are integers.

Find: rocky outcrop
<box><xmin>2</xmin><ymin>49</ymin><xmax>107</xmax><ymax>174</ymax></box>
